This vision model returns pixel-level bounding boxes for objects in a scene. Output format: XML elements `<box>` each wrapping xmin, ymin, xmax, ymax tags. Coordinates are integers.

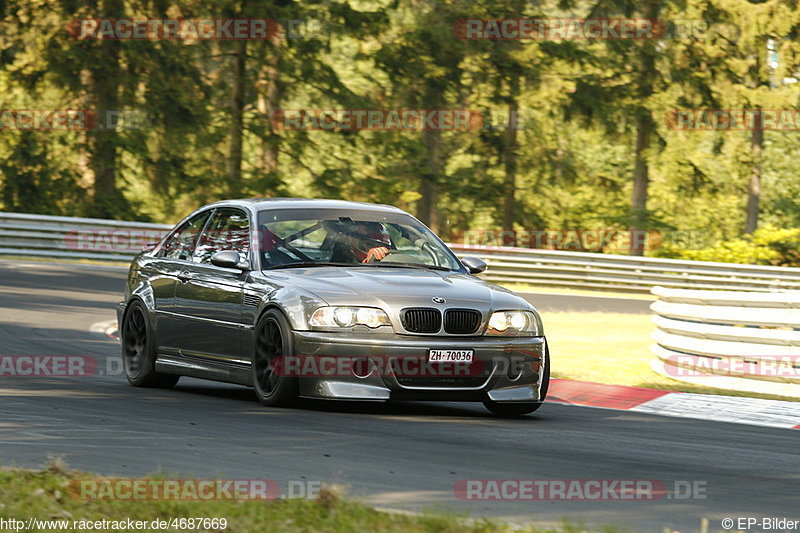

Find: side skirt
<box><xmin>155</xmin><ymin>354</ymin><xmax>252</xmax><ymax>386</ymax></box>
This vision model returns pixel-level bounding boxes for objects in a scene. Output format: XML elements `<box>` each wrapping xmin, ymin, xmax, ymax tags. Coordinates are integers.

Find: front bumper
<box><xmin>291</xmin><ymin>331</ymin><xmax>546</xmax><ymax>403</ymax></box>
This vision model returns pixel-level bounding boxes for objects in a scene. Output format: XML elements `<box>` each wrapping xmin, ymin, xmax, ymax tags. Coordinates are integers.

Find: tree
<box><xmin>372</xmin><ymin>0</ymin><xmax>473</xmax><ymax>234</ymax></box>
<box><xmin>708</xmin><ymin>0</ymin><xmax>800</xmax><ymax>233</ymax></box>
<box><xmin>545</xmin><ymin>0</ymin><xmax>669</xmax><ymax>254</ymax></box>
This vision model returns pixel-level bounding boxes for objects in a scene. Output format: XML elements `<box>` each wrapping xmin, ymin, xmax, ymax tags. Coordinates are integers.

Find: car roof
<box><xmin>203</xmin><ymin>197</ymin><xmax>408</xmax><ymax>214</ymax></box>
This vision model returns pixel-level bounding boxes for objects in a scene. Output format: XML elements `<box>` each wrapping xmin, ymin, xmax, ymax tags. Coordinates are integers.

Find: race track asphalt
<box><xmin>0</xmin><ymin>260</ymin><xmax>796</xmax><ymax>532</ymax></box>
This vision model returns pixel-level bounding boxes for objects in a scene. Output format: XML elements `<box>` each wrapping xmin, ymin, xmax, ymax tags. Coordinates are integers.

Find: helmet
<box><xmin>350</xmin><ymin>221</ymin><xmax>391</xmax><ymax>261</ymax></box>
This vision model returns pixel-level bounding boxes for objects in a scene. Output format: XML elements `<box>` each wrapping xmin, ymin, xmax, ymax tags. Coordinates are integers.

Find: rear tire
<box><xmin>121</xmin><ymin>300</ymin><xmax>180</xmax><ymax>388</ymax></box>
<box><xmin>252</xmin><ymin>309</ymin><xmax>298</xmax><ymax>407</ymax></box>
<box><xmin>483</xmin><ymin>344</ymin><xmax>550</xmax><ymax>417</ymax></box>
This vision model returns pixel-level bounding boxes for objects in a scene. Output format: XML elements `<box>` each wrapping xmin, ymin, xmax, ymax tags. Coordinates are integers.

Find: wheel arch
<box><xmin>255</xmin><ymin>303</ymin><xmax>293</xmax><ymax>331</ymax></box>
<box><xmin>121</xmin><ymin>295</ymin><xmax>148</xmax><ymax>327</ymax></box>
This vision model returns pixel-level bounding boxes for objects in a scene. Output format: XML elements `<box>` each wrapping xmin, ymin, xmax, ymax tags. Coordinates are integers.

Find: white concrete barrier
<box><xmin>650</xmin><ymin>286</ymin><xmax>800</xmax><ymax>397</ymax></box>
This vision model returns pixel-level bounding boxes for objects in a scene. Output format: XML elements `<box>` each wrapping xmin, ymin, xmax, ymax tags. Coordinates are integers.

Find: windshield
<box><xmin>257</xmin><ymin>208</ymin><xmax>465</xmax><ymax>272</ymax></box>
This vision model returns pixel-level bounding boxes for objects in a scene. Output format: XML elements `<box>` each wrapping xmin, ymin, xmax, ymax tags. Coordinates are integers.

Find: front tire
<box><xmin>252</xmin><ymin>309</ymin><xmax>298</xmax><ymax>407</ymax></box>
<box><xmin>121</xmin><ymin>300</ymin><xmax>180</xmax><ymax>388</ymax></box>
<box><xmin>483</xmin><ymin>344</ymin><xmax>550</xmax><ymax>417</ymax></box>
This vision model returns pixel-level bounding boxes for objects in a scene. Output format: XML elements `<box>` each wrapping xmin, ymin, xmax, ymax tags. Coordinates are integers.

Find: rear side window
<box><xmin>160</xmin><ymin>211</ymin><xmax>211</xmax><ymax>260</ymax></box>
<box><xmin>193</xmin><ymin>208</ymin><xmax>251</xmax><ymax>264</ymax></box>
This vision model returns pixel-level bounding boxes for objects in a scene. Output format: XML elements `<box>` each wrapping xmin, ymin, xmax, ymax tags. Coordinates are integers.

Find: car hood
<box><xmin>260</xmin><ymin>266</ymin><xmax>534</xmax><ymax>312</ymax></box>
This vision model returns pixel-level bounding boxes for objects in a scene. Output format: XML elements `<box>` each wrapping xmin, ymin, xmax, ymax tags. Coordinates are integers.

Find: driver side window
<box><xmin>160</xmin><ymin>211</ymin><xmax>211</xmax><ymax>261</ymax></box>
<box><xmin>193</xmin><ymin>208</ymin><xmax>251</xmax><ymax>264</ymax></box>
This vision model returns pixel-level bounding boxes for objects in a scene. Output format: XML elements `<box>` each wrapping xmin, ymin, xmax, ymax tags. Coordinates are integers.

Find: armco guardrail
<box><xmin>448</xmin><ymin>244</ymin><xmax>800</xmax><ymax>292</ymax></box>
<box><xmin>649</xmin><ymin>286</ymin><xmax>800</xmax><ymax>396</ymax></box>
<box><xmin>0</xmin><ymin>212</ymin><xmax>170</xmax><ymax>262</ymax></box>
<box><xmin>3</xmin><ymin>211</ymin><xmax>800</xmax><ymax>292</ymax></box>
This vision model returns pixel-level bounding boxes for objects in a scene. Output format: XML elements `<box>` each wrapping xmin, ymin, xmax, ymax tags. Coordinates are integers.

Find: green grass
<box><xmin>543</xmin><ymin>310</ymin><xmax>799</xmax><ymax>402</ymax></box>
<box><xmin>0</xmin><ymin>465</ymin><xmax>628</xmax><ymax>533</ymax></box>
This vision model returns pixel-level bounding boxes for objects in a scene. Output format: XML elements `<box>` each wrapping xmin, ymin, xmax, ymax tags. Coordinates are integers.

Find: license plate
<box><xmin>427</xmin><ymin>349</ymin><xmax>474</xmax><ymax>363</ymax></box>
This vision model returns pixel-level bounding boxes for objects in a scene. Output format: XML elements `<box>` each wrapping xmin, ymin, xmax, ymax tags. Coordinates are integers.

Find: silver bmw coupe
<box><xmin>117</xmin><ymin>198</ymin><xmax>549</xmax><ymax>416</ymax></box>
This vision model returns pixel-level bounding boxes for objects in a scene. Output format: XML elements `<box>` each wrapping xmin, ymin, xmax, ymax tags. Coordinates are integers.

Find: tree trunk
<box><xmin>746</xmin><ymin>109</ymin><xmax>763</xmax><ymax>234</ymax></box>
<box><xmin>418</xmin><ymin>127</ymin><xmax>441</xmax><ymax>233</ymax></box>
<box><xmin>227</xmin><ymin>40</ymin><xmax>247</xmax><ymax>196</ymax></box>
<box><xmin>629</xmin><ymin>0</ymin><xmax>658</xmax><ymax>256</ymax></box>
<box><xmin>417</xmin><ymin>85</ymin><xmax>444</xmax><ymax>234</ymax></box>
<box><xmin>257</xmin><ymin>34</ymin><xmax>282</xmax><ymax>192</ymax></box>
<box><xmin>630</xmin><ymin>110</ymin><xmax>652</xmax><ymax>255</ymax></box>
<box><xmin>501</xmin><ymin>75</ymin><xmax>520</xmax><ymax>246</ymax></box>
<box><xmin>87</xmin><ymin>42</ymin><xmax>121</xmax><ymax>218</ymax></box>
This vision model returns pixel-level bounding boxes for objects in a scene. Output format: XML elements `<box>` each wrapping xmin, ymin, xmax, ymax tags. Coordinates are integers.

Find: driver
<box><xmin>348</xmin><ymin>221</ymin><xmax>391</xmax><ymax>263</ymax></box>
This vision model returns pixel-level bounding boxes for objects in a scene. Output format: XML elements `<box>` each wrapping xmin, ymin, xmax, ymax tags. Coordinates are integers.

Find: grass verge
<box><xmin>500</xmin><ymin>283</ymin><xmax>655</xmax><ymax>301</ymax></box>
<box><xmin>0</xmin><ymin>465</ymin><xmax>627</xmax><ymax>533</ymax></box>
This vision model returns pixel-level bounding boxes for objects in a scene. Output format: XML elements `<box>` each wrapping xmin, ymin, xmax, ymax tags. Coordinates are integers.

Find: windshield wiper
<box><xmin>365</xmin><ymin>262</ymin><xmax>452</xmax><ymax>271</ymax></box>
<box><xmin>264</xmin><ymin>262</ymin><xmax>352</xmax><ymax>270</ymax></box>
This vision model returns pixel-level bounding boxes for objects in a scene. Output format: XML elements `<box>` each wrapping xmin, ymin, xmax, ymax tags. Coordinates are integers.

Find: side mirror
<box><xmin>211</xmin><ymin>250</ymin><xmax>249</xmax><ymax>271</ymax></box>
<box><xmin>460</xmin><ymin>256</ymin><xmax>487</xmax><ymax>274</ymax></box>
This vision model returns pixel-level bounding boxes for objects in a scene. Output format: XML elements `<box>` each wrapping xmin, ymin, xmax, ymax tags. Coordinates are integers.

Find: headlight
<box><xmin>310</xmin><ymin>306</ymin><xmax>391</xmax><ymax>329</ymax></box>
<box><xmin>485</xmin><ymin>310</ymin><xmax>541</xmax><ymax>336</ymax></box>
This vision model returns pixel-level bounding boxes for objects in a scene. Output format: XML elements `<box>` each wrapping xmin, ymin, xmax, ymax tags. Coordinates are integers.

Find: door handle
<box><xmin>177</xmin><ymin>272</ymin><xmax>193</xmax><ymax>283</ymax></box>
